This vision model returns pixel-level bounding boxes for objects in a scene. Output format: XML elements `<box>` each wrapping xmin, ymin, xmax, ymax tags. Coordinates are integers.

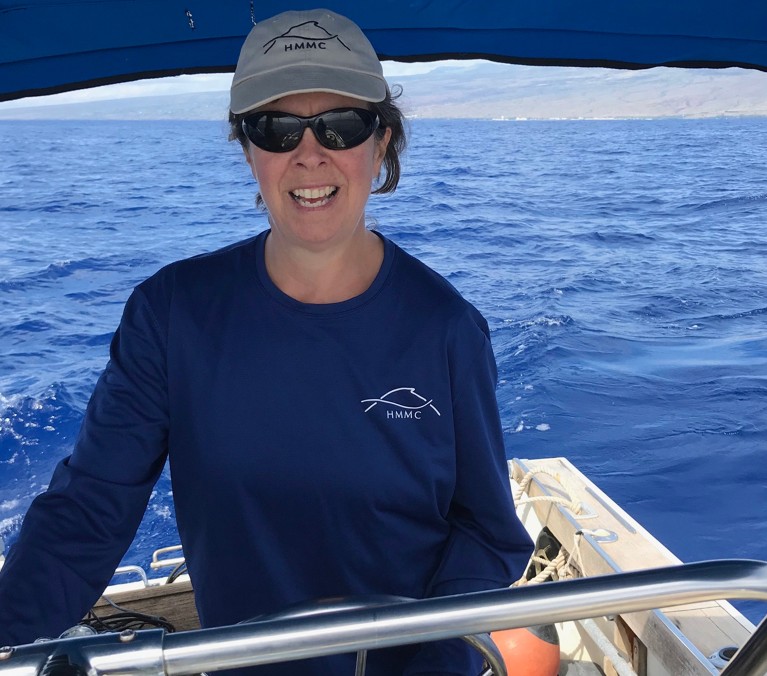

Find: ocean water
<box><xmin>1</xmin><ymin>117</ymin><xmax>766</xmax><ymax>624</ymax></box>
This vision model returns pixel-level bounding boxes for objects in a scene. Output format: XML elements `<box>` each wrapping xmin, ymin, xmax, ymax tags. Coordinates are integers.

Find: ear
<box><xmin>373</xmin><ymin>127</ymin><xmax>392</xmax><ymax>174</ymax></box>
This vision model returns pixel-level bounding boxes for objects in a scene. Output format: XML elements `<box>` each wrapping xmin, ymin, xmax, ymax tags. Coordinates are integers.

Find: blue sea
<box><xmin>1</xmin><ymin>117</ymin><xmax>766</xmax><ymax>624</ymax></box>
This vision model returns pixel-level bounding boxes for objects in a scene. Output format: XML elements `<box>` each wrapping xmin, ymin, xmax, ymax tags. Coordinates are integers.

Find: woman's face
<box><xmin>243</xmin><ymin>92</ymin><xmax>391</xmax><ymax>253</ymax></box>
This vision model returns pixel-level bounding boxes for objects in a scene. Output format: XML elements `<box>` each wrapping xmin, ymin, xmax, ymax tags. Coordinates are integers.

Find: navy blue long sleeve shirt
<box><xmin>0</xmin><ymin>231</ymin><xmax>533</xmax><ymax>673</ymax></box>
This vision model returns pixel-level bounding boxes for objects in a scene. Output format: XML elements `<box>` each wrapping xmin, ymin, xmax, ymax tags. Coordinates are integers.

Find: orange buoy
<box><xmin>491</xmin><ymin>624</ymin><xmax>560</xmax><ymax>676</ymax></box>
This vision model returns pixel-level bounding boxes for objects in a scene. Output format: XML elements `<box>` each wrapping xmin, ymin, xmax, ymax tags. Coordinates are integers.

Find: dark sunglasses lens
<box><xmin>243</xmin><ymin>109</ymin><xmax>378</xmax><ymax>153</ymax></box>
<box><xmin>244</xmin><ymin>113</ymin><xmax>304</xmax><ymax>152</ymax></box>
<box><xmin>314</xmin><ymin>109</ymin><xmax>377</xmax><ymax>150</ymax></box>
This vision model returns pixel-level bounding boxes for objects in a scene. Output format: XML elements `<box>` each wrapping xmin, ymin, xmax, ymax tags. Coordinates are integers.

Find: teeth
<box><xmin>290</xmin><ymin>186</ymin><xmax>337</xmax><ymax>208</ymax></box>
<box><xmin>292</xmin><ymin>186</ymin><xmax>336</xmax><ymax>199</ymax></box>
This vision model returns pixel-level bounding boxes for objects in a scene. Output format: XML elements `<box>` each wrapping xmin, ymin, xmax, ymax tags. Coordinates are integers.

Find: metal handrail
<box><xmin>111</xmin><ymin>565</ymin><xmax>150</xmax><ymax>587</ymax></box>
<box><xmin>150</xmin><ymin>545</ymin><xmax>185</xmax><ymax>571</ymax></box>
<box><xmin>2</xmin><ymin>559</ymin><xmax>766</xmax><ymax>676</ymax></box>
<box><xmin>243</xmin><ymin>594</ymin><xmax>507</xmax><ymax>676</ymax></box>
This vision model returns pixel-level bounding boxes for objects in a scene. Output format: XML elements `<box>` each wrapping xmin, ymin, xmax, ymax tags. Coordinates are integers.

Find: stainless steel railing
<box><xmin>2</xmin><ymin>559</ymin><xmax>766</xmax><ymax>676</ymax></box>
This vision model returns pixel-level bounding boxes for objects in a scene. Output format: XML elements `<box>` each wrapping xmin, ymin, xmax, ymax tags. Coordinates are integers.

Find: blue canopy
<box><xmin>2</xmin><ymin>0</ymin><xmax>767</xmax><ymax>101</ymax></box>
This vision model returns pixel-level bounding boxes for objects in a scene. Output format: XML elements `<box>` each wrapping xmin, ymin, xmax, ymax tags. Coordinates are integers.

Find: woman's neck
<box><xmin>263</xmin><ymin>228</ymin><xmax>384</xmax><ymax>304</ymax></box>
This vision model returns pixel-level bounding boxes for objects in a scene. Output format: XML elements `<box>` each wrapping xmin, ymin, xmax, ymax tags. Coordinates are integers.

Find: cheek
<box><xmin>246</xmin><ymin>149</ymin><xmax>280</xmax><ymax>187</ymax></box>
<box><xmin>244</xmin><ymin>146</ymin><xmax>259</xmax><ymax>179</ymax></box>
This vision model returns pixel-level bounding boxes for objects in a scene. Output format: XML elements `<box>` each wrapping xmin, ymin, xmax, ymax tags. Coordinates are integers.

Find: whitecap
<box><xmin>505</xmin><ymin>315</ymin><xmax>572</xmax><ymax>329</ymax></box>
<box><xmin>536</xmin><ymin>423</ymin><xmax>551</xmax><ymax>432</ymax></box>
<box><xmin>0</xmin><ymin>393</ymin><xmax>24</xmax><ymax>418</ymax></box>
<box><xmin>152</xmin><ymin>504</ymin><xmax>172</xmax><ymax>519</ymax></box>
<box><xmin>0</xmin><ymin>515</ymin><xmax>23</xmax><ymax>535</ymax></box>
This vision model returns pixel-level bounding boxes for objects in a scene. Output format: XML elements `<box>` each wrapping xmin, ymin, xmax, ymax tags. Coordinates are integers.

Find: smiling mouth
<box><xmin>290</xmin><ymin>186</ymin><xmax>338</xmax><ymax>208</ymax></box>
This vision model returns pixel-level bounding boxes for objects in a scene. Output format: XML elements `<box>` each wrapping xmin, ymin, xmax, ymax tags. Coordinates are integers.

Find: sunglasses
<box><xmin>242</xmin><ymin>107</ymin><xmax>380</xmax><ymax>153</ymax></box>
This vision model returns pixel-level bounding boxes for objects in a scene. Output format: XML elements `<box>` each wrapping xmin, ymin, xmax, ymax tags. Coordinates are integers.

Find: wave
<box><xmin>0</xmin><ymin>383</ymin><xmax>84</xmax><ymax>433</ymax></box>
<box><xmin>0</xmin><ymin>200</ymin><xmax>103</xmax><ymax>214</ymax></box>
<box><xmin>50</xmin><ymin>332</ymin><xmax>113</xmax><ymax>347</ymax></box>
<box><xmin>575</xmin><ymin>231</ymin><xmax>657</xmax><ymax>245</ymax></box>
<box><xmin>683</xmin><ymin>193</ymin><xmax>767</xmax><ymax>212</ymax></box>
<box><xmin>504</xmin><ymin>315</ymin><xmax>573</xmax><ymax>329</ymax></box>
<box><xmin>0</xmin><ymin>385</ymin><xmax>87</xmax><ymax>545</ymax></box>
<box><xmin>0</xmin><ymin>514</ymin><xmax>23</xmax><ymax>541</ymax></box>
<box><xmin>0</xmin><ymin>254</ymin><xmax>155</xmax><ymax>292</ymax></box>
<box><xmin>690</xmin><ymin>306</ymin><xmax>767</xmax><ymax>322</ymax></box>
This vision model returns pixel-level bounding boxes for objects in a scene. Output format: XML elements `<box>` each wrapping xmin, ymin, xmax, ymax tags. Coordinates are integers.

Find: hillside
<box><xmin>0</xmin><ymin>62</ymin><xmax>765</xmax><ymax>120</ymax></box>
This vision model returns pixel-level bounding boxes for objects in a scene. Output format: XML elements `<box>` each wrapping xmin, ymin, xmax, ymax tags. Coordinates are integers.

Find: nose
<box><xmin>292</xmin><ymin>127</ymin><xmax>328</xmax><ymax>168</ymax></box>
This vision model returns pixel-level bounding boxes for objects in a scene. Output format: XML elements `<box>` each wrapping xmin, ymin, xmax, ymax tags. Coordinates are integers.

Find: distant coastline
<box><xmin>1</xmin><ymin>62</ymin><xmax>766</xmax><ymax>120</ymax></box>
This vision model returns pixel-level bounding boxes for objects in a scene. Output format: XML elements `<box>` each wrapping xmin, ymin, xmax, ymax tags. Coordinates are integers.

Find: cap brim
<box><xmin>230</xmin><ymin>66</ymin><xmax>387</xmax><ymax>114</ymax></box>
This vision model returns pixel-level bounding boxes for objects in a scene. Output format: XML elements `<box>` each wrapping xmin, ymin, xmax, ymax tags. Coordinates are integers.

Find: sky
<box><xmin>0</xmin><ymin>61</ymin><xmax>480</xmax><ymax>110</ymax></box>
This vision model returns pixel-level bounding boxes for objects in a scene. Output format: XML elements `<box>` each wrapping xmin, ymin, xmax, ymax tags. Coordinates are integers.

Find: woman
<box><xmin>0</xmin><ymin>9</ymin><xmax>533</xmax><ymax>674</ymax></box>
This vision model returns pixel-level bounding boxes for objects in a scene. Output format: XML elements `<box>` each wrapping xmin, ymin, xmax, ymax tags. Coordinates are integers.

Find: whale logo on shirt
<box><xmin>361</xmin><ymin>387</ymin><xmax>441</xmax><ymax>418</ymax></box>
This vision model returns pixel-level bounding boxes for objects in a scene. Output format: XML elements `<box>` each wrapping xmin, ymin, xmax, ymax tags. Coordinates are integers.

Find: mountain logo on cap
<box><xmin>263</xmin><ymin>21</ymin><xmax>351</xmax><ymax>54</ymax></box>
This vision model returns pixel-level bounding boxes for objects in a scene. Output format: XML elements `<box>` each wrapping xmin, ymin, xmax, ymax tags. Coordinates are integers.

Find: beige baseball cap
<box><xmin>230</xmin><ymin>8</ymin><xmax>388</xmax><ymax>114</ymax></box>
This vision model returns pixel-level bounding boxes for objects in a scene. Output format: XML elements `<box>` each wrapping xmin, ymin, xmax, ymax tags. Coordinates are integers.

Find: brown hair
<box><xmin>228</xmin><ymin>85</ymin><xmax>407</xmax><ymax>195</ymax></box>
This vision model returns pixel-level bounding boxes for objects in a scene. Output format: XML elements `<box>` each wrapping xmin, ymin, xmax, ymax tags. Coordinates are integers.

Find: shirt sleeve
<box><xmin>405</xmin><ymin>315</ymin><xmax>534</xmax><ymax>675</ymax></box>
<box><xmin>0</xmin><ymin>286</ymin><xmax>170</xmax><ymax>645</ymax></box>
<box><xmin>428</xmin><ymin>327</ymin><xmax>533</xmax><ymax>597</ymax></box>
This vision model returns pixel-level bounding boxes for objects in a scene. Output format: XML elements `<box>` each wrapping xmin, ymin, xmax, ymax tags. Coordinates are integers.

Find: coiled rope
<box><xmin>511</xmin><ymin>466</ymin><xmax>597</xmax><ymax>586</ymax></box>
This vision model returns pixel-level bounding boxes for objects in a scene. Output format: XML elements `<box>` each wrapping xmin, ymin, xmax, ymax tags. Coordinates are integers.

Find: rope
<box><xmin>580</xmin><ymin>618</ymin><xmax>638</xmax><ymax>676</ymax></box>
<box><xmin>512</xmin><ymin>467</ymin><xmax>583</xmax><ymax>515</ymax></box>
<box><xmin>511</xmin><ymin>468</ymin><xmax>589</xmax><ymax>585</ymax></box>
<box><xmin>515</xmin><ymin>494</ymin><xmax>584</xmax><ymax>512</ymax></box>
<box><xmin>512</xmin><ymin>550</ymin><xmax>568</xmax><ymax>586</ymax></box>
